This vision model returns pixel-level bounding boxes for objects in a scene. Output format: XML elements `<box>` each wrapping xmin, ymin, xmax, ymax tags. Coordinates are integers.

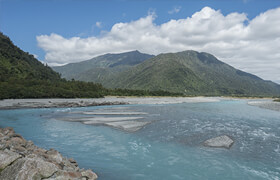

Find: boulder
<box><xmin>81</xmin><ymin>169</ymin><xmax>98</xmax><ymax>180</ymax></box>
<box><xmin>0</xmin><ymin>127</ymin><xmax>98</xmax><ymax>179</ymax></box>
<box><xmin>68</xmin><ymin>158</ymin><xmax>78</xmax><ymax>167</ymax></box>
<box><xmin>45</xmin><ymin>149</ymin><xmax>63</xmax><ymax>164</ymax></box>
<box><xmin>18</xmin><ymin>156</ymin><xmax>58</xmax><ymax>179</ymax></box>
<box><xmin>0</xmin><ymin>158</ymin><xmax>26</xmax><ymax>180</ymax></box>
<box><xmin>203</xmin><ymin>135</ymin><xmax>234</xmax><ymax>149</ymax></box>
<box><xmin>0</xmin><ymin>127</ymin><xmax>15</xmax><ymax>137</ymax></box>
<box><xmin>0</xmin><ymin>149</ymin><xmax>21</xmax><ymax>171</ymax></box>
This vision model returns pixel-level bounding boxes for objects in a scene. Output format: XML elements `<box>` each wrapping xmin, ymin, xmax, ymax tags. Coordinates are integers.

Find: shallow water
<box><xmin>0</xmin><ymin>99</ymin><xmax>280</xmax><ymax>179</ymax></box>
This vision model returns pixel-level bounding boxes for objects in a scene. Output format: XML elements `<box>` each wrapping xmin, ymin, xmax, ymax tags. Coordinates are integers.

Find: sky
<box><xmin>1</xmin><ymin>0</ymin><xmax>280</xmax><ymax>83</ymax></box>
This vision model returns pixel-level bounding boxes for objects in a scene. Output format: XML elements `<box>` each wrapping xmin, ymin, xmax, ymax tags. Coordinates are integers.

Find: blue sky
<box><xmin>1</xmin><ymin>0</ymin><xmax>280</xmax><ymax>82</ymax></box>
<box><xmin>1</xmin><ymin>0</ymin><xmax>279</xmax><ymax>60</ymax></box>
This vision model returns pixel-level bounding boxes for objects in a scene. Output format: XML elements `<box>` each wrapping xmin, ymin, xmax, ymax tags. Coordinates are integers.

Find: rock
<box><xmin>0</xmin><ymin>127</ymin><xmax>98</xmax><ymax>179</ymax></box>
<box><xmin>0</xmin><ymin>149</ymin><xmax>21</xmax><ymax>171</ymax></box>
<box><xmin>45</xmin><ymin>149</ymin><xmax>63</xmax><ymax>164</ymax></box>
<box><xmin>0</xmin><ymin>127</ymin><xmax>14</xmax><ymax>137</ymax></box>
<box><xmin>81</xmin><ymin>169</ymin><xmax>98</xmax><ymax>180</ymax></box>
<box><xmin>68</xmin><ymin>158</ymin><xmax>77</xmax><ymax>164</ymax></box>
<box><xmin>18</xmin><ymin>156</ymin><xmax>58</xmax><ymax>179</ymax></box>
<box><xmin>46</xmin><ymin>171</ymin><xmax>81</xmax><ymax>180</ymax></box>
<box><xmin>0</xmin><ymin>155</ymin><xmax>58</xmax><ymax>180</ymax></box>
<box><xmin>203</xmin><ymin>135</ymin><xmax>234</xmax><ymax>149</ymax></box>
<box><xmin>0</xmin><ymin>157</ymin><xmax>26</xmax><ymax>180</ymax></box>
<box><xmin>68</xmin><ymin>158</ymin><xmax>78</xmax><ymax>167</ymax></box>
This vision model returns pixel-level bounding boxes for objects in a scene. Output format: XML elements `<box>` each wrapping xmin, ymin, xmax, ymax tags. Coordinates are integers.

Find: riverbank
<box><xmin>0</xmin><ymin>98</ymin><xmax>128</xmax><ymax>110</ymax></box>
<box><xmin>248</xmin><ymin>99</ymin><xmax>280</xmax><ymax>111</ymax></box>
<box><xmin>0</xmin><ymin>127</ymin><xmax>98</xmax><ymax>180</ymax></box>
<box><xmin>0</xmin><ymin>96</ymin><xmax>220</xmax><ymax>110</ymax></box>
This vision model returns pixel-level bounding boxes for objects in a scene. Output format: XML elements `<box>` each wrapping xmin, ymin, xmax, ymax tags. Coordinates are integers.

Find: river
<box><xmin>0</xmin><ymin>99</ymin><xmax>279</xmax><ymax>179</ymax></box>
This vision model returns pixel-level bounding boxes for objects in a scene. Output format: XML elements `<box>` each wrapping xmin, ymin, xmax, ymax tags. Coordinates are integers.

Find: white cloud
<box><xmin>32</xmin><ymin>54</ymin><xmax>38</xmax><ymax>59</ymax></box>
<box><xmin>95</xmin><ymin>21</ymin><xmax>102</xmax><ymax>28</ymax></box>
<box><xmin>37</xmin><ymin>6</ymin><xmax>280</xmax><ymax>83</ymax></box>
<box><xmin>168</xmin><ymin>6</ymin><xmax>181</xmax><ymax>14</ymax></box>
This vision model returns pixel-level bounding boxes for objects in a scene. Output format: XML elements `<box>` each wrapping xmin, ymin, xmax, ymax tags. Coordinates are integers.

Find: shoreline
<box><xmin>0</xmin><ymin>98</ymin><xmax>127</xmax><ymax>110</ymax></box>
<box><xmin>1</xmin><ymin>96</ymin><xmax>278</xmax><ymax>112</ymax></box>
<box><xmin>248</xmin><ymin>99</ymin><xmax>280</xmax><ymax>112</ymax></box>
<box><xmin>0</xmin><ymin>96</ymin><xmax>221</xmax><ymax>110</ymax></box>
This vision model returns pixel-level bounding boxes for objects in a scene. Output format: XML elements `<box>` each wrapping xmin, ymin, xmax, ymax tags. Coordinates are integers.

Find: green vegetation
<box><xmin>0</xmin><ymin>79</ymin><xmax>106</xmax><ymax>99</ymax></box>
<box><xmin>52</xmin><ymin>50</ymin><xmax>154</xmax><ymax>82</ymax></box>
<box><xmin>0</xmin><ymin>32</ymin><xmax>180</xmax><ymax>99</ymax></box>
<box><xmin>0</xmin><ymin>32</ymin><xmax>107</xmax><ymax>99</ymax></box>
<box><xmin>107</xmin><ymin>88</ymin><xmax>183</xmax><ymax>97</ymax></box>
<box><xmin>274</xmin><ymin>98</ymin><xmax>280</xmax><ymax>102</ymax></box>
<box><xmin>105</xmin><ymin>51</ymin><xmax>280</xmax><ymax>97</ymax></box>
<box><xmin>2</xmin><ymin>31</ymin><xmax>279</xmax><ymax>99</ymax></box>
<box><xmin>54</xmin><ymin>50</ymin><xmax>280</xmax><ymax>97</ymax></box>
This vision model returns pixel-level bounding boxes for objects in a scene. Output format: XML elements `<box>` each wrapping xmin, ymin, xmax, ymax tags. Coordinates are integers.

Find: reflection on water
<box><xmin>0</xmin><ymin>99</ymin><xmax>280</xmax><ymax>179</ymax></box>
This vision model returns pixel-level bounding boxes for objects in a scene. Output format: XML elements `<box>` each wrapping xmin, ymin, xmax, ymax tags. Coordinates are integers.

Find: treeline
<box><xmin>0</xmin><ymin>79</ymin><xmax>106</xmax><ymax>99</ymax></box>
<box><xmin>107</xmin><ymin>88</ymin><xmax>184</xmax><ymax>97</ymax></box>
<box><xmin>0</xmin><ymin>79</ymin><xmax>184</xmax><ymax>100</ymax></box>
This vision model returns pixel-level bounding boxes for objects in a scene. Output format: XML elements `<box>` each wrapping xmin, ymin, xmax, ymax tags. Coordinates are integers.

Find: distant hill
<box><xmin>52</xmin><ymin>50</ymin><xmax>154</xmax><ymax>82</ymax></box>
<box><xmin>0</xmin><ymin>32</ymin><xmax>106</xmax><ymax>99</ymax></box>
<box><xmin>106</xmin><ymin>50</ymin><xmax>280</xmax><ymax>96</ymax></box>
<box><xmin>54</xmin><ymin>49</ymin><xmax>280</xmax><ymax>97</ymax></box>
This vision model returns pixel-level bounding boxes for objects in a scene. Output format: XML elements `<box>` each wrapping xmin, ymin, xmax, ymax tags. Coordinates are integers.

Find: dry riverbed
<box><xmin>248</xmin><ymin>99</ymin><xmax>280</xmax><ymax>112</ymax></box>
<box><xmin>0</xmin><ymin>96</ymin><xmax>220</xmax><ymax>110</ymax></box>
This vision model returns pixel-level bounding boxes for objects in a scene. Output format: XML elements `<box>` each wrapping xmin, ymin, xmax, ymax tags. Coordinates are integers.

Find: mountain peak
<box><xmin>130</xmin><ymin>50</ymin><xmax>140</xmax><ymax>53</ymax></box>
<box><xmin>105</xmin><ymin>50</ymin><xmax>142</xmax><ymax>56</ymax></box>
<box><xmin>53</xmin><ymin>50</ymin><xmax>154</xmax><ymax>79</ymax></box>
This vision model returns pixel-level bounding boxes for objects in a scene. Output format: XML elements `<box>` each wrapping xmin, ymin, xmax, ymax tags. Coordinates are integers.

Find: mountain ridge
<box><xmin>52</xmin><ymin>50</ymin><xmax>154</xmax><ymax>80</ymax></box>
<box><xmin>0</xmin><ymin>32</ymin><xmax>180</xmax><ymax>99</ymax></box>
<box><xmin>53</xmin><ymin>49</ymin><xmax>280</xmax><ymax>97</ymax></box>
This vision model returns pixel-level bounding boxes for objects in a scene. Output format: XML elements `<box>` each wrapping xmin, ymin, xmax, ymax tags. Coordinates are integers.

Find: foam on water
<box><xmin>0</xmin><ymin>100</ymin><xmax>280</xmax><ymax>179</ymax></box>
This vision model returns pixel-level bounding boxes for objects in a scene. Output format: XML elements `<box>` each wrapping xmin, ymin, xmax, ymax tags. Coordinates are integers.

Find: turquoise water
<box><xmin>0</xmin><ymin>99</ymin><xmax>280</xmax><ymax>179</ymax></box>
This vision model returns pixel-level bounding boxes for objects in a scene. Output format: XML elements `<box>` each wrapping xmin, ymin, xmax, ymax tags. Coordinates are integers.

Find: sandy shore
<box><xmin>248</xmin><ymin>99</ymin><xmax>280</xmax><ymax>112</ymax></box>
<box><xmin>0</xmin><ymin>96</ymin><xmax>220</xmax><ymax>109</ymax></box>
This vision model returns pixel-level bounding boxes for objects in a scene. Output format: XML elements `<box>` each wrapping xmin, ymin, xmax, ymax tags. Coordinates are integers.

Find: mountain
<box><xmin>0</xmin><ymin>33</ymin><xmax>60</xmax><ymax>82</ymax></box>
<box><xmin>0</xmin><ymin>33</ymin><xmax>180</xmax><ymax>99</ymax></box>
<box><xmin>104</xmin><ymin>50</ymin><xmax>280</xmax><ymax>96</ymax></box>
<box><xmin>52</xmin><ymin>50</ymin><xmax>154</xmax><ymax>82</ymax></box>
<box><xmin>0</xmin><ymin>32</ymin><xmax>106</xmax><ymax>99</ymax></box>
<box><xmin>54</xmin><ymin>48</ymin><xmax>280</xmax><ymax>97</ymax></box>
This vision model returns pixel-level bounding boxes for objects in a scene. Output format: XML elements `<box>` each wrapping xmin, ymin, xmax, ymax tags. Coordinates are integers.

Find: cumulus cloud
<box><xmin>168</xmin><ymin>6</ymin><xmax>181</xmax><ymax>14</ymax></box>
<box><xmin>37</xmin><ymin>6</ymin><xmax>280</xmax><ymax>83</ymax></box>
